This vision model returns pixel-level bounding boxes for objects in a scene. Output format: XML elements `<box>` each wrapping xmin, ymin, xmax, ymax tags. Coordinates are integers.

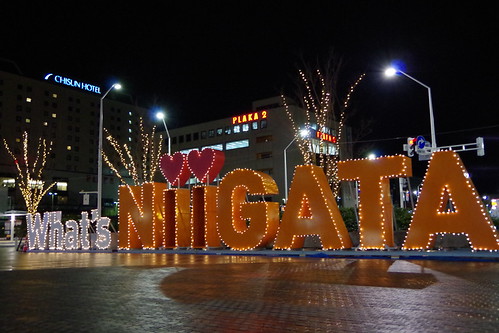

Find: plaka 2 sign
<box><xmin>119</xmin><ymin>150</ymin><xmax>499</xmax><ymax>251</ymax></box>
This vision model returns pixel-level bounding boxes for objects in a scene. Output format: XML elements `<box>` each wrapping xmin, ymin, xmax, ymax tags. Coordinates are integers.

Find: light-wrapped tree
<box><xmin>3</xmin><ymin>131</ymin><xmax>55</xmax><ymax>215</ymax></box>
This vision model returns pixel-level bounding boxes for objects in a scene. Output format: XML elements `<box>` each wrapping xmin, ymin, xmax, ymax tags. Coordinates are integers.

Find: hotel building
<box><xmin>0</xmin><ymin>69</ymin><xmax>149</xmax><ymax>216</ymax></box>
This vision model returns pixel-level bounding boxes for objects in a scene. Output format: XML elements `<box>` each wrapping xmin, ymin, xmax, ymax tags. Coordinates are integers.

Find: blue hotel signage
<box><xmin>44</xmin><ymin>73</ymin><xmax>101</xmax><ymax>94</ymax></box>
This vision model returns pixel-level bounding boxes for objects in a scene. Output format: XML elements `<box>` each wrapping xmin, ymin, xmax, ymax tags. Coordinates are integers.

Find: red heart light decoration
<box><xmin>159</xmin><ymin>152</ymin><xmax>191</xmax><ymax>186</ymax></box>
<box><xmin>187</xmin><ymin>148</ymin><xmax>225</xmax><ymax>183</ymax></box>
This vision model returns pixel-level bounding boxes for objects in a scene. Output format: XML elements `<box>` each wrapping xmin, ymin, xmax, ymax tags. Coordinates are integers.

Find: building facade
<box><xmin>168</xmin><ymin>96</ymin><xmax>354</xmax><ymax>205</ymax></box>
<box><xmin>0</xmin><ymin>70</ymin><xmax>149</xmax><ymax>216</ymax></box>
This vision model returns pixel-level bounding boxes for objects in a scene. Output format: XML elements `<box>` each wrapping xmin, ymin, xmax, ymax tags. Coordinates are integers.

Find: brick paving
<box><xmin>1</xmin><ymin>247</ymin><xmax>498</xmax><ymax>332</ymax></box>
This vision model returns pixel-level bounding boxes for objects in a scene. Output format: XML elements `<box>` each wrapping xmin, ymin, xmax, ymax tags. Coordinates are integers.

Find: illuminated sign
<box><xmin>116</xmin><ymin>150</ymin><xmax>499</xmax><ymax>252</ymax></box>
<box><xmin>315</xmin><ymin>131</ymin><xmax>337</xmax><ymax>143</ymax></box>
<box><xmin>26</xmin><ymin>149</ymin><xmax>499</xmax><ymax>253</ymax></box>
<box><xmin>232</xmin><ymin>110</ymin><xmax>267</xmax><ymax>125</ymax></box>
<box><xmin>44</xmin><ymin>73</ymin><xmax>101</xmax><ymax>94</ymax></box>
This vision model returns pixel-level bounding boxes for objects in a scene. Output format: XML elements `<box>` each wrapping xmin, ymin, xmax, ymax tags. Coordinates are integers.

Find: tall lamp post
<box><xmin>97</xmin><ymin>83</ymin><xmax>121</xmax><ymax>218</ymax></box>
<box><xmin>385</xmin><ymin>67</ymin><xmax>437</xmax><ymax>150</ymax></box>
<box><xmin>283</xmin><ymin>128</ymin><xmax>310</xmax><ymax>203</ymax></box>
<box><xmin>156</xmin><ymin>111</ymin><xmax>171</xmax><ymax>189</ymax></box>
<box><xmin>155</xmin><ymin>111</ymin><xmax>171</xmax><ymax>156</ymax></box>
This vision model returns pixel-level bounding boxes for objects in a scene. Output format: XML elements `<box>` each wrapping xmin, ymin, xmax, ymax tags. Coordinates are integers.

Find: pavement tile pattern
<box><xmin>1</xmin><ymin>248</ymin><xmax>498</xmax><ymax>332</ymax></box>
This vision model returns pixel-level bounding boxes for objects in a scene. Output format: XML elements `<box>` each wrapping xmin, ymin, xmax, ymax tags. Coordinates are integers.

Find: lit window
<box><xmin>180</xmin><ymin>148</ymin><xmax>199</xmax><ymax>154</ymax></box>
<box><xmin>43</xmin><ymin>122</ymin><xmax>48</xmax><ymax>126</ymax></box>
<box><xmin>233</xmin><ymin>125</ymin><xmax>240</xmax><ymax>133</ymax></box>
<box><xmin>226</xmin><ymin>139</ymin><xmax>249</xmax><ymax>150</ymax></box>
<box><xmin>26</xmin><ymin>97</ymin><xmax>32</xmax><ymax>103</ymax></box>
<box><xmin>242</xmin><ymin>124</ymin><xmax>249</xmax><ymax>132</ymax></box>
<box><xmin>2</xmin><ymin>178</ymin><xmax>16</xmax><ymax>188</ymax></box>
<box><xmin>217</xmin><ymin>128</ymin><xmax>223</xmax><ymax>136</ymax></box>
<box><xmin>66</xmin><ymin>145</ymin><xmax>72</xmax><ymax>151</ymax></box>
<box><xmin>52</xmin><ymin>93</ymin><xmax>58</xmax><ymax>98</ymax></box>
<box><xmin>224</xmin><ymin>126</ymin><xmax>232</xmax><ymax>135</ymax></box>
<box><xmin>252</xmin><ymin>121</ymin><xmax>258</xmax><ymax>130</ymax></box>
<box><xmin>52</xmin><ymin>113</ymin><xmax>57</xmax><ymax>118</ymax></box>
<box><xmin>202</xmin><ymin>144</ymin><xmax>223</xmax><ymax>151</ymax></box>
<box><xmin>15</xmin><ymin>138</ymin><xmax>21</xmax><ymax>143</ymax></box>
<box><xmin>56</xmin><ymin>182</ymin><xmax>68</xmax><ymax>191</ymax></box>
<box><xmin>25</xmin><ymin>118</ymin><xmax>31</xmax><ymax>123</ymax></box>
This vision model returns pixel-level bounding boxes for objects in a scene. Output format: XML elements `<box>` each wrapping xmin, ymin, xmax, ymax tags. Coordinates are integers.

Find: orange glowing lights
<box><xmin>338</xmin><ymin>155</ymin><xmax>412</xmax><ymax>249</ymax></box>
<box><xmin>217</xmin><ymin>169</ymin><xmax>279</xmax><ymax>250</ymax></box>
<box><xmin>274</xmin><ymin>165</ymin><xmax>352</xmax><ymax>250</ymax></box>
<box><xmin>116</xmin><ymin>152</ymin><xmax>498</xmax><ymax>252</ymax></box>
<box><xmin>403</xmin><ymin>151</ymin><xmax>499</xmax><ymax>250</ymax></box>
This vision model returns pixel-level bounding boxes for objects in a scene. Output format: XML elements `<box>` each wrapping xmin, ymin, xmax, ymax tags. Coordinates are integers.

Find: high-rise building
<box><xmin>0</xmin><ymin>70</ymin><xmax>150</xmax><ymax>215</ymax></box>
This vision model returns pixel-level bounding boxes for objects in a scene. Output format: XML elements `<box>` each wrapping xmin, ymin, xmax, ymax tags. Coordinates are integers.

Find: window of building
<box><xmin>186</xmin><ymin>133</ymin><xmax>192</xmax><ymax>142</ymax></box>
<box><xmin>193</xmin><ymin>132</ymin><xmax>199</xmax><ymax>141</ymax></box>
<box><xmin>172</xmin><ymin>136</ymin><xmax>177</xmax><ymax>144</ymax></box>
<box><xmin>201</xmin><ymin>131</ymin><xmax>207</xmax><ymax>139</ymax></box>
<box><xmin>208</xmin><ymin>129</ymin><xmax>215</xmax><ymax>138</ymax></box>
<box><xmin>2</xmin><ymin>178</ymin><xmax>16</xmax><ymax>188</ymax></box>
<box><xmin>256</xmin><ymin>135</ymin><xmax>273</xmax><ymax>143</ymax></box>
<box><xmin>202</xmin><ymin>144</ymin><xmax>223</xmax><ymax>151</ymax></box>
<box><xmin>226</xmin><ymin>139</ymin><xmax>249</xmax><ymax>150</ymax></box>
<box><xmin>233</xmin><ymin>125</ymin><xmax>240</xmax><ymax>133</ymax></box>
<box><xmin>258</xmin><ymin>168</ymin><xmax>273</xmax><ymax>176</ymax></box>
<box><xmin>179</xmin><ymin>148</ymin><xmax>198</xmax><ymax>154</ymax></box>
<box><xmin>56</xmin><ymin>181</ymin><xmax>68</xmax><ymax>191</ymax></box>
<box><xmin>216</xmin><ymin>128</ymin><xmax>223</xmax><ymax>136</ymax></box>
<box><xmin>260</xmin><ymin>119</ymin><xmax>267</xmax><ymax>128</ymax></box>
<box><xmin>252</xmin><ymin>121</ymin><xmax>258</xmax><ymax>130</ymax></box>
<box><xmin>242</xmin><ymin>124</ymin><xmax>249</xmax><ymax>132</ymax></box>
<box><xmin>51</xmin><ymin>113</ymin><xmax>57</xmax><ymax>118</ymax></box>
<box><xmin>256</xmin><ymin>152</ymin><xmax>272</xmax><ymax>159</ymax></box>
<box><xmin>178</xmin><ymin>135</ymin><xmax>184</xmax><ymax>143</ymax></box>
<box><xmin>224</xmin><ymin>126</ymin><xmax>232</xmax><ymax>135</ymax></box>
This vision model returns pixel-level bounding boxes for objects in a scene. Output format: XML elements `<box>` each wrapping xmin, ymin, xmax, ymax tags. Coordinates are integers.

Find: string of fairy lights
<box><xmin>3</xmin><ymin>131</ymin><xmax>56</xmax><ymax>215</ymax></box>
<box><xmin>103</xmin><ymin>117</ymin><xmax>163</xmax><ymax>187</ymax></box>
<box><xmin>282</xmin><ymin>69</ymin><xmax>366</xmax><ymax>198</ymax></box>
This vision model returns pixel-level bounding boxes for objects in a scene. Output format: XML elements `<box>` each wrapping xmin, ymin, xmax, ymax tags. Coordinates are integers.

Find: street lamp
<box><xmin>97</xmin><ymin>83</ymin><xmax>121</xmax><ymax>218</ymax></box>
<box><xmin>283</xmin><ymin>128</ymin><xmax>310</xmax><ymax>203</ymax></box>
<box><xmin>385</xmin><ymin>67</ymin><xmax>437</xmax><ymax>150</ymax></box>
<box><xmin>155</xmin><ymin>111</ymin><xmax>171</xmax><ymax>156</ymax></box>
<box><xmin>48</xmin><ymin>192</ymin><xmax>57</xmax><ymax>211</ymax></box>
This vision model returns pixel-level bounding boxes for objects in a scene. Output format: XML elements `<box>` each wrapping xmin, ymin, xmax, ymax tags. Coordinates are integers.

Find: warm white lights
<box><xmin>27</xmin><ymin>211</ymin><xmax>111</xmax><ymax>250</ymax></box>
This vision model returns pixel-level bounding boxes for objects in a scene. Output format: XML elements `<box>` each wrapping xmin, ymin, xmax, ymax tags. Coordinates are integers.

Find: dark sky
<box><xmin>2</xmin><ymin>1</ymin><xmax>499</xmax><ymax>193</ymax></box>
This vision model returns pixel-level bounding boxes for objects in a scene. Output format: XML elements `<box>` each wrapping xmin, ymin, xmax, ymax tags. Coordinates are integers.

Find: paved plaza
<box><xmin>1</xmin><ymin>246</ymin><xmax>498</xmax><ymax>332</ymax></box>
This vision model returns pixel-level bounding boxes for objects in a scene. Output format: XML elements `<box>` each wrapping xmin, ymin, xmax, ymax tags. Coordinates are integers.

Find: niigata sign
<box><xmin>26</xmin><ymin>149</ymin><xmax>499</xmax><ymax>252</ymax></box>
<box><xmin>44</xmin><ymin>73</ymin><xmax>101</xmax><ymax>94</ymax></box>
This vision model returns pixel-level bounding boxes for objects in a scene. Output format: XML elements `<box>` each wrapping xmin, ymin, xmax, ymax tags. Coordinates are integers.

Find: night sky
<box><xmin>2</xmin><ymin>2</ymin><xmax>498</xmax><ymax>193</ymax></box>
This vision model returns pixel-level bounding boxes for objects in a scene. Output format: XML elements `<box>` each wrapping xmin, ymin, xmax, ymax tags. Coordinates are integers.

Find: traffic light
<box><xmin>406</xmin><ymin>137</ymin><xmax>416</xmax><ymax>157</ymax></box>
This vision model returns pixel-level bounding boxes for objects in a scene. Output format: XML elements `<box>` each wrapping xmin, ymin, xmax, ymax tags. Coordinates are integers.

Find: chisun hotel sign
<box><xmin>44</xmin><ymin>73</ymin><xmax>101</xmax><ymax>94</ymax></box>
